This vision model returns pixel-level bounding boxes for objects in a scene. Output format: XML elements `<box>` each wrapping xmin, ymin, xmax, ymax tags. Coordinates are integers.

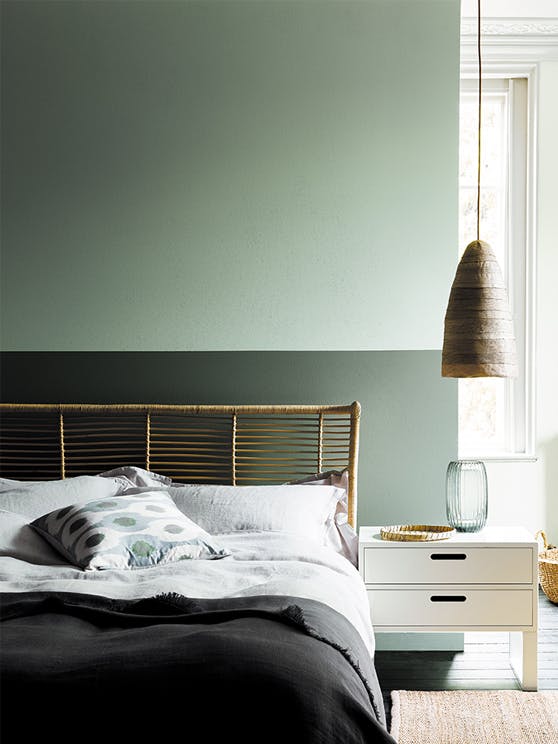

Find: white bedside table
<box><xmin>359</xmin><ymin>526</ymin><xmax>538</xmax><ymax>690</ymax></box>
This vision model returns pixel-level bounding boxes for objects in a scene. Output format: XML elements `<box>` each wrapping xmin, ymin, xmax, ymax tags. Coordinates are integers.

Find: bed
<box><xmin>0</xmin><ymin>402</ymin><xmax>395</xmax><ymax>744</ymax></box>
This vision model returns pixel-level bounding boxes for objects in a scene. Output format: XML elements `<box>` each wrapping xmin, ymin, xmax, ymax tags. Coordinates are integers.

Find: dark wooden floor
<box><xmin>375</xmin><ymin>590</ymin><xmax>558</xmax><ymax>727</ymax></box>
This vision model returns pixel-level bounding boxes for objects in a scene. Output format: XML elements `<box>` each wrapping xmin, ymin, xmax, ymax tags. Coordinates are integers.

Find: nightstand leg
<box><xmin>509</xmin><ymin>631</ymin><xmax>538</xmax><ymax>691</ymax></box>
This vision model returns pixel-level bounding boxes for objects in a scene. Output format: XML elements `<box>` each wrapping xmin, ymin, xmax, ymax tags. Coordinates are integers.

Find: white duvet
<box><xmin>0</xmin><ymin>529</ymin><xmax>375</xmax><ymax>655</ymax></box>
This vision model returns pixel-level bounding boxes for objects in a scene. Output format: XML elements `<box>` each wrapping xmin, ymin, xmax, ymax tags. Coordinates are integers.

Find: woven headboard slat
<box><xmin>0</xmin><ymin>403</ymin><xmax>360</xmax><ymax>526</ymax></box>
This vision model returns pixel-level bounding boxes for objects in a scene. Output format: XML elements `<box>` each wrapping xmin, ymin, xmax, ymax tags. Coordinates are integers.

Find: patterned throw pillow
<box><xmin>31</xmin><ymin>491</ymin><xmax>230</xmax><ymax>570</ymax></box>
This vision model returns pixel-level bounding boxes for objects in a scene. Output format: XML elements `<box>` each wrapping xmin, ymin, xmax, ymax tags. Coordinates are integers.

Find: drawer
<box><xmin>362</xmin><ymin>547</ymin><xmax>533</xmax><ymax>585</ymax></box>
<box><xmin>369</xmin><ymin>589</ymin><xmax>533</xmax><ymax>628</ymax></box>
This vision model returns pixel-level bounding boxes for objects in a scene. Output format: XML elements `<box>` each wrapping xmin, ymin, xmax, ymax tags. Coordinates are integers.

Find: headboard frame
<box><xmin>0</xmin><ymin>402</ymin><xmax>360</xmax><ymax>526</ymax></box>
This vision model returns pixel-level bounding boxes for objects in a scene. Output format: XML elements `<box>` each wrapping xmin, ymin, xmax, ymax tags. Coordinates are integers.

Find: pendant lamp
<box><xmin>441</xmin><ymin>0</ymin><xmax>517</xmax><ymax>378</ymax></box>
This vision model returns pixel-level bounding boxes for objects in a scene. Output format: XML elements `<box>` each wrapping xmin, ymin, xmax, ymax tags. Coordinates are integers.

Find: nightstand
<box><xmin>359</xmin><ymin>526</ymin><xmax>539</xmax><ymax>690</ymax></box>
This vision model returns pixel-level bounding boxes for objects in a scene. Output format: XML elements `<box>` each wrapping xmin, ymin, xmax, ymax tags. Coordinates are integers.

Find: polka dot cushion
<box><xmin>31</xmin><ymin>491</ymin><xmax>230</xmax><ymax>570</ymax></box>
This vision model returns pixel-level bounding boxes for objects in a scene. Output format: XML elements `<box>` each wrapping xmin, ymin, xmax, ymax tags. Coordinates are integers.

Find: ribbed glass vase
<box><xmin>446</xmin><ymin>460</ymin><xmax>488</xmax><ymax>532</ymax></box>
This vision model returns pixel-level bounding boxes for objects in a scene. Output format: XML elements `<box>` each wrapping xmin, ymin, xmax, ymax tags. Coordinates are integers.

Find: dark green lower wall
<box><xmin>0</xmin><ymin>350</ymin><xmax>457</xmax><ymax>527</ymax></box>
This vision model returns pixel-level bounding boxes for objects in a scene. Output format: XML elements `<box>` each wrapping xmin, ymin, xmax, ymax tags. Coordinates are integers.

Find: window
<box><xmin>458</xmin><ymin>75</ymin><xmax>534</xmax><ymax>459</ymax></box>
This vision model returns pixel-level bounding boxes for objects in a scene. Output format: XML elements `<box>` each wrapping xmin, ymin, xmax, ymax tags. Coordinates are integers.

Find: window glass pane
<box><xmin>459</xmin><ymin>97</ymin><xmax>505</xmax><ymax>187</ymax></box>
<box><xmin>459</xmin><ymin>378</ymin><xmax>506</xmax><ymax>452</ymax></box>
<box><xmin>458</xmin><ymin>88</ymin><xmax>508</xmax><ymax>454</ymax></box>
<box><xmin>459</xmin><ymin>188</ymin><xmax>504</xmax><ymax>259</ymax></box>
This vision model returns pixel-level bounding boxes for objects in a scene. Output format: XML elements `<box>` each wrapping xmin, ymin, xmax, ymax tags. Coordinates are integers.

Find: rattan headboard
<box><xmin>0</xmin><ymin>402</ymin><xmax>360</xmax><ymax>526</ymax></box>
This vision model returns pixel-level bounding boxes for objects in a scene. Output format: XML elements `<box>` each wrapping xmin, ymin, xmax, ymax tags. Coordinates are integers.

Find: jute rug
<box><xmin>390</xmin><ymin>690</ymin><xmax>558</xmax><ymax>744</ymax></box>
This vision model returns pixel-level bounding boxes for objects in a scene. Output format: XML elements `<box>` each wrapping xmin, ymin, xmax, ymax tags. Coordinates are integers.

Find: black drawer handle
<box><xmin>430</xmin><ymin>595</ymin><xmax>467</xmax><ymax>603</ymax></box>
<box><xmin>430</xmin><ymin>553</ymin><xmax>467</xmax><ymax>561</ymax></box>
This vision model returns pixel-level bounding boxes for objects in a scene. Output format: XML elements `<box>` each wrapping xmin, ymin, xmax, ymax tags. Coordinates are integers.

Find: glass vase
<box><xmin>446</xmin><ymin>460</ymin><xmax>488</xmax><ymax>532</ymax></box>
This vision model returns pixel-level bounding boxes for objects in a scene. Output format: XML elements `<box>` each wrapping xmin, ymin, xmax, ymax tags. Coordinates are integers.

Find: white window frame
<box><xmin>458</xmin><ymin>61</ymin><xmax>537</xmax><ymax>461</ymax></box>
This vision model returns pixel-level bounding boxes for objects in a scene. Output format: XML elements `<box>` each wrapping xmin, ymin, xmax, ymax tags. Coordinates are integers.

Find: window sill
<box><xmin>457</xmin><ymin>453</ymin><xmax>538</xmax><ymax>463</ymax></box>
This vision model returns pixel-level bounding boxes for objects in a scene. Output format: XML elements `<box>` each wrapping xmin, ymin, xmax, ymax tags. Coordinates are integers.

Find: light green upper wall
<box><xmin>0</xmin><ymin>0</ymin><xmax>459</xmax><ymax>351</ymax></box>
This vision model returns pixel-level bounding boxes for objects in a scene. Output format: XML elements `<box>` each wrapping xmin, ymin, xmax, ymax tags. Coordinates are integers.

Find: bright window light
<box><xmin>458</xmin><ymin>77</ymin><xmax>532</xmax><ymax>458</ymax></box>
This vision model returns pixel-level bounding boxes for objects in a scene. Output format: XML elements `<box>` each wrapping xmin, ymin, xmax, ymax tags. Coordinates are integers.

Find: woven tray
<box><xmin>380</xmin><ymin>524</ymin><xmax>456</xmax><ymax>542</ymax></box>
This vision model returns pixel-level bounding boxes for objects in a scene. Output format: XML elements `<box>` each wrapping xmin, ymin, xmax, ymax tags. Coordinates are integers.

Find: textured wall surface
<box><xmin>1</xmin><ymin>0</ymin><xmax>459</xmax><ymax>351</ymax></box>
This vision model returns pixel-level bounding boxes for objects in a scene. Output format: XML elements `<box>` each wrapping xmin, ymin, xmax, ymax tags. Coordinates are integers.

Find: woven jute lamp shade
<box><xmin>442</xmin><ymin>239</ymin><xmax>517</xmax><ymax>378</ymax></box>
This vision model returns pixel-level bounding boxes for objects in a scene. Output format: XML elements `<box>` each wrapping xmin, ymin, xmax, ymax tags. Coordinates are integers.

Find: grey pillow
<box><xmin>99</xmin><ymin>466</ymin><xmax>172</xmax><ymax>488</ymax></box>
<box><xmin>31</xmin><ymin>491</ymin><xmax>230</xmax><ymax>570</ymax></box>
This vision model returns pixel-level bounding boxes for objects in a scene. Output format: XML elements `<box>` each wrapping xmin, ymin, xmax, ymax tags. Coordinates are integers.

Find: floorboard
<box><xmin>375</xmin><ymin>590</ymin><xmax>558</xmax><ymax>729</ymax></box>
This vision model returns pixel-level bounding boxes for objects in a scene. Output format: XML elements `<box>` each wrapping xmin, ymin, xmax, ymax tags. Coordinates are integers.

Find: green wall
<box><xmin>1</xmin><ymin>0</ymin><xmax>459</xmax><ymax>351</ymax></box>
<box><xmin>0</xmin><ymin>0</ymin><xmax>461</xmax><ymax>650</ymax></box>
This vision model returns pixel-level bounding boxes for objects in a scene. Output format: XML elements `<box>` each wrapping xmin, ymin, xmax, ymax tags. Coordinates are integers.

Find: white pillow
<box><xmin>0</xmin><ymin>476</ymin><xmax>130</xmax><ymax>520</ymax></box>
<box><xmin>162</xmin><ymin>484</ymin><xmax>345</xmax><ymax>550</ymax></box>
<box><xmin>0</xmin><ymin>509</ymin><xmax>67</xmax><ymax>565</ymax></box>
<box><xmin>0</xmin><ymin>477</ymin><xmax>37</xmax><ymax>492</ymax></box>
<box><xmin>286</xmin><ymin>470</ymin><xmax>358</xmax><ymax>565</ymax></box>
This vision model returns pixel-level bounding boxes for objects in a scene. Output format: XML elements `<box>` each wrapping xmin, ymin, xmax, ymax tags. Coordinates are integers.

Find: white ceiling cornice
<box><xmin>461</xmin><ymin>17</ymin><xmax>558</xmax><ymax>39</ymax></box>
<box><xmin>460</xmin><ymin>17</ymin><xmax>558</xmax><ymax>61</ymax></box>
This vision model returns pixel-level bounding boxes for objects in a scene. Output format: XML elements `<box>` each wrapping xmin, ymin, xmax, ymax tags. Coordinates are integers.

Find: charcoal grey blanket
<box><xmin>0</xmin><ymin>591</ymin><xmax>394</xmax><ymax>743</ymax></box>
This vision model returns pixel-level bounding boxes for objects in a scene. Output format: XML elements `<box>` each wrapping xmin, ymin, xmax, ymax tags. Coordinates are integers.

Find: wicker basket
<box><xmin>535</xmin><ymin>530</ymin><xmax>558</xmax><ymax>604</ymax></box>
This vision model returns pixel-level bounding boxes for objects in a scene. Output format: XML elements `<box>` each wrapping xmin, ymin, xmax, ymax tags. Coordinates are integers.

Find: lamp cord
<box><xmin>476</xmin><ymin>0</ymin><xmax>482</xmax><ymax>241</ymax></box>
